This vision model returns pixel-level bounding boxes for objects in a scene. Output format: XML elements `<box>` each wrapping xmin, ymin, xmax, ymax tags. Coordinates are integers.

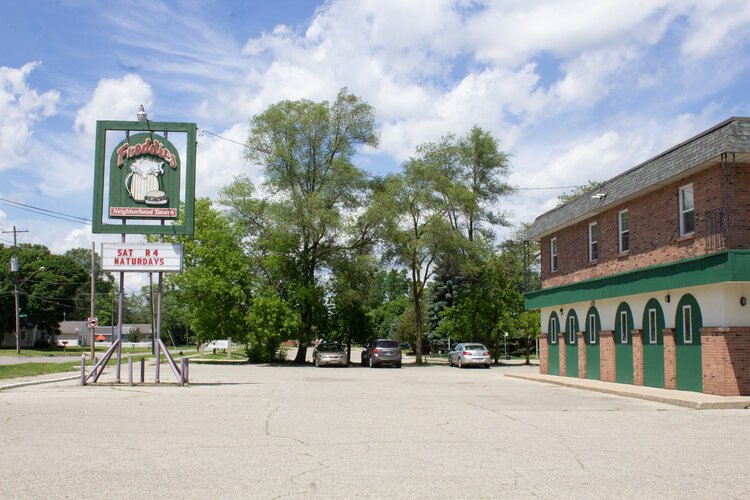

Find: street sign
<box><xmin>87</xmin><ymin>317</ymin><xmax>98</xmax><ymax>328</ymax></box>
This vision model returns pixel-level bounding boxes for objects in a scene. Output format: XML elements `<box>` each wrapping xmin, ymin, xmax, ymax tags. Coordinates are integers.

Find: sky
<box><xmin>3</xmin><ymin>0</ymin><xmax>750</xmax><ymax>290</ymax></box>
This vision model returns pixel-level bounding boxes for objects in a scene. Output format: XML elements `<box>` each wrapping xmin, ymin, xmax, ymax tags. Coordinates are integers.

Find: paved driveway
<box><xmin>1</xmin><ymin>363</ymin><xmax>748</xmax><ymax>498</ymax></box>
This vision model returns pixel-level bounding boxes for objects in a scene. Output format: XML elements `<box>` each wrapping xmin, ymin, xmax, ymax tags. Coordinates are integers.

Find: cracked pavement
<box><xmin>0</xmin><ymin>363</ymin><xmax>749</xmax><ymax>498</ymax></box>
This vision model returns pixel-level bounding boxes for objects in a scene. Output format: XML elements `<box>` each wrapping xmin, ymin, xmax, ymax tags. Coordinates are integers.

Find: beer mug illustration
<box><xmin>125</xmin><ymin>158</ymin><xmax>167</xmax><ymax>205</ymax></box>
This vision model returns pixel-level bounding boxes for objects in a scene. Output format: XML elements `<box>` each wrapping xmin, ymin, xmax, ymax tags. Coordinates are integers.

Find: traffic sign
<box><xmin>87</xmin><ymin>317</ymin><xmax>98</xmax><ymax>328</ymax></box>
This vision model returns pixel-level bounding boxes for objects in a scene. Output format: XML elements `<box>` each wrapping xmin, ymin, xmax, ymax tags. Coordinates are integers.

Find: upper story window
<box><xmin>618</xmin><ymin>209</ymin><xmax>629</xmax><ymax>253</ymax></box>
<box><xmin>550</xmin><ymin>237</ymin><xmax>558</xmax><ymax>272</ymax></box>
<box><xmin>588</xmin><ymin>222</ymin><xmax>598</xmax><ymax>262</ymax></box>
<box><xmin>679</xmin><ymin>184</ymin><xmax>695</xmax><ymax>236</ymax></box>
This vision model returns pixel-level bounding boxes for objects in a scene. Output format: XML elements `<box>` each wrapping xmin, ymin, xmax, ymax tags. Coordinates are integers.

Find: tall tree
<box><xmin>381</xmin><ymin>157</ymin><xmax>464</xmax><ymax>365</ymax></box>
<box><xmin>227</xmin><ymin>88</ymin><xmax>380</xmax><ymax>363</ymax></box>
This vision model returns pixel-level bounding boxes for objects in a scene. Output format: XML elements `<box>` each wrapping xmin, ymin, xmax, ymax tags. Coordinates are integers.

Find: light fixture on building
<box><xmin>741</xmin><ymin>297</ymin><xmax>747</xmax><ymax>307</ymax></box>
<box><xmin>137</xmin><ymin>104</ymin><xmax>147</xmax><ymax>122</ymax></box>
<box><xmin>665</xmin><ymin>294</ymin><xmax>671</xmax><ymax>303</ymax></box>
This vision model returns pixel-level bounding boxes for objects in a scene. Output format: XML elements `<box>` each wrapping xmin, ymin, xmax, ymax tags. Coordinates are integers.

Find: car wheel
<box><xmin>448</xmin><ymin>356</ymin><xmax>453</xmax><ymax>367</ymax></box>
<box><xmin>396</xmin><ymin>362</ymin><xmax>402</xmax><ymax>368</ymax></box>
<box><xmin>369</xmin><ymin>357</ymin><xmax>375</xmax><ymax>368</ymax></box>
<box><xmin>314</xmin><ymin>356</ymin><xmax>319</xmax><ymax>367</ymax></box>
<box><xmin>458</xmin><ymin>357</ymin><xmax>463</xmax><ymax>369</ymax></box>
<box><xmin>484</xmin><ymin>364</ymin><xmax>490</xmax><ymax>369</ymax></box>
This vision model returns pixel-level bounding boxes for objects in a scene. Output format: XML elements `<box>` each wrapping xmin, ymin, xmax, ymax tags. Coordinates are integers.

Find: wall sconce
<box><xmin>741</xmin><ymin>297</ymin><xmax>747</xmax><ymax>307</ymax></box>
<box><xmin>665</xmin><ymin>294</ymin><xmax>671</xmax><ymax>303</ymax></box>
<box><xmin>559</xmin><ymin>308</ymin><xmax>563</xmax><ymax>314</ymax></box>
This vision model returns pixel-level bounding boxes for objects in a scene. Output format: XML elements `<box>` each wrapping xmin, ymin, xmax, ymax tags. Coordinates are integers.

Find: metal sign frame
<box><xmin>92</xmin><ymin>120</ymin><xmax>197</xmax><ymax>235</ymax></box>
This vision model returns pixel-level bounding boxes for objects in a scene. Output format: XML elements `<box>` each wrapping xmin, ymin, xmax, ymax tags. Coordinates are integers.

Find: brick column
<box><xmin>559</xmin><ymin>336</ymin><xmax>567</xmax><ymax>377</ymax></box>
<box><xmin>663</xmin><ymin>328</ymin><xmax>676</xmax><ymax>390</ymax></box>
<box><xmin>632</xmin><ymin>329</ymin><xmax>643</xmax><ymax>386</ymax></box>
<box><xmin>701</xmin><ymin>327</ymin><xmax>750</xmax><ymax>396</ymax></box>
<box><xmin>577</xmin><ymin>332</ymin><xmax>587</xmax><ymax>379</ymax></box>
<box><xmin>539</xmin><ymin>337</ymin><xmax>548</xmax><ymax>374</ymax></box>
<box><xmin>600</xmin><ymin>330</ymin><xmax>616</xmax><ymax>383</ymax></box>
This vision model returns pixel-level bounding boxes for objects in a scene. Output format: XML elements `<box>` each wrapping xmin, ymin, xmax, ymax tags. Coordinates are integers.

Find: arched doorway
<box><xmin>584</xmin><ymin>306</ymin><xmax>601</xmax><ymax>380</ymax></box>
<box><xmin>641</xmin><ymin>298</ymin><xmax>665</xmax><ymax>388</ymax></box>
<box><xmin>565</xmin><ymin>309</ymin><xmax>579</xmax><ymax>378</ymax></box>
<box><xmin>614</xmin><ymin>302</ymin><xmax>634</xmax><ymax>384</ymax></box>
<box><xmin>547</xmin><ymin>312</ymin><xmax>560</xmax><ymax>375</ymax></box>
<box><xmin>675</xmin><ymin>294</ymin><xmax>703</xmax><ymax>392</ymax></box>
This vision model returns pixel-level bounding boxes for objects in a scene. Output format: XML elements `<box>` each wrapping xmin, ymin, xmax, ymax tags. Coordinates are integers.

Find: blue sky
<box><xmin>3</xmin><ymin>0</ymin><xmax>750</xmax><ymax>272</ymax></box>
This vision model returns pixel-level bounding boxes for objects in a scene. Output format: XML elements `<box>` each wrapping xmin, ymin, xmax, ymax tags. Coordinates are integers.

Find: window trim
<box><xmin>568</xmin><ymin>316</ymin><xmax>575</xmax><ymax>344</ymax></box>
<box><xmin>588</xmin><ymin>222</ymin><xmax>598</xmax><ymax>262</ymax></box>
<box><xmin>618</xmin><ymin>209</ymin><xmax>629</xmax><ymax>254</ymax></box>
<box><xmin>550</xmin><ymin>237</ymin><xmax>558</xmax><ymax>272</ymax></box>
<box><xmin>679</xmin><ymin>183</ymin><xmax>695</xmax><ymax>237</ymax></box>
<box><xmin>550</xmin><ymin>317</ymin><xmax>558</xmax><ymax>344</ymax></box>
<box><xmin>648</xmin><ymin>308</ymin><xmax>657</xmax><ymax>344</ymax></box>
<box><xmin>619</xmin><ymin>310</ymin><xmax>628</xmax><ymax>343</ymax></box>
<box><xmin>683</xmin><ymin>305</ymin><xmax>693</xmax><ymax>344</ymax></box>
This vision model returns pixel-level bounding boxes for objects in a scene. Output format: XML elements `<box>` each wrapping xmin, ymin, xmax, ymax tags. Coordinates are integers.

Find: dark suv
<box><xmin>361</xmin><ymin>339</ymin><xmax>402</xmax><ymax>368</ymax></box>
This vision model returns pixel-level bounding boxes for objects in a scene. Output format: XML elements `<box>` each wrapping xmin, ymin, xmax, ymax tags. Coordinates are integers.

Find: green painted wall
<box><xmin>641</xmin><ymin>298</ymin><xmax>665</xmax><ymax>388</ymax></box>
<box><xmin>548</xmin><ymin>343</ymin><xmax>559</xmax><ymax>375</ymax></box>
<box><xmin>525</xmin><ymin>250</ymin><xmax>750</xmax><ymax>310</ymax></box>
<box><xmin>584</xmin><ymin>306</ymin><xmax>601</xmax><ymax>380</ymax></box>
<box><xmin>614</xmin><ymin>302</ymin><xmax>634</xmax><ymax>385</ymax></box>
<box><xmin>565</xmin><ymin>310</ymin><xmax>579</xmax><ymax>378</ymax></box>
<box><xmin>547</xmin><ymin>313</ymin><xmax>560</xmax><ymax>375</ymax></box>
<box><xmin>675</xmin><ymin>294</ymin><xmax>703</xmax><ymax>392</ymax></box>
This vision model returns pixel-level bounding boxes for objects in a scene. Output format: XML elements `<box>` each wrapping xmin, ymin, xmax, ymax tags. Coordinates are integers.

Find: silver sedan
<box><xmin>448</xmin><ymin>343</ymin><xmax>491</xmax><ymax>369</ymax></box>
<box><xmin>313</xmin><ymin>343</ymin><xmax>348</xmax><ymax>367</ymax></box>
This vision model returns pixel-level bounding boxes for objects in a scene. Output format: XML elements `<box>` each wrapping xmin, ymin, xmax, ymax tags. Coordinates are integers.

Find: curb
<box><xmin>505</xmin><ymin>373</ymin><xmax>750</xmax><ymax>410</ymax></box>
<box><xmin>0</xmin><ymin>375</ymin><xmax>79</xmax><ymax>392</ymax></box>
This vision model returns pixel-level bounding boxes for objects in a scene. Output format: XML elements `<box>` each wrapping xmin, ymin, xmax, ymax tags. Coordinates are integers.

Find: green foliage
<box><xmin>170</xmin><ymin>198</ymin><xmax>254</xmax><ymax>345</ymax></box>
<box><xmin>223</xmin><ymin>89</ymin><xmax>382</xmax><ymax>363</ymax></box>
<box><xmin>0</xmin><ymin>244</ymin><xmax>89</xmax><ymax>345</ymax></box>
<box><xmin>246</xmin><ymin>287</ymin><xmax>299</xmax><ymax>363</ymax></box>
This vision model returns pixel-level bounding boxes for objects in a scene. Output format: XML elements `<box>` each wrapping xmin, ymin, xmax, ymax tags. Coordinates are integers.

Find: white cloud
<box><xmin>0</xmin><ymin>62</ymin><xmax>60</xmax><ymax>170</ymax></box>
<box><xmin>74</xmin><ymin>74</ymin><xmax>153</xmax><ymax>138</ymax></box>
<box><xmin>680</xmin><ymin>0</ymin><xmax>750</xmax><ymax>59</ymax></box>
<box><xmin>196</xmin><ymin>123</ymin><xmax>261</xmax><ymax>199</ymax></box>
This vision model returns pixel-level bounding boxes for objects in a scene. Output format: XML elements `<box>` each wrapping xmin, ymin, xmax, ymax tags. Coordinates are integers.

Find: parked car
<box><xmin>361</xmin><ymin>339</ymin><xmax>402</xmax><ymax>368</ymax></box>
<box><xmin>448</xmin><ymin>343</ymin><xmax>491</xmax><ymax>369</ymax></box>
<box><xmin>313</xmin><ymin>342</ymin><xmax>348</xmax><ymax>367</ymax></box>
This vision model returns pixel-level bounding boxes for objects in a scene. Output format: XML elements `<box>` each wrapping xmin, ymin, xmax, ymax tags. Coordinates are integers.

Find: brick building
<box><xmin>524</xmin><ymin>117</ymin><xmax>750</xmax><ymax>396</ymax></box>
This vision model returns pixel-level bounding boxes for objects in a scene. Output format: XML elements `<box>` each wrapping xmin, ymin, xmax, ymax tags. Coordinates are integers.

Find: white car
<box><xmin>448</xmin><ymin>343</ymin><xmax>491</xmax><ymax>369</ymax></box>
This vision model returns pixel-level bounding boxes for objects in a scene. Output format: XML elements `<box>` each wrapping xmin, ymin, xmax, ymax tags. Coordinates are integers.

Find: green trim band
<box><xmin>525</xmin><ymin>250</ymin><xmax>750</xmax><ymax>309</ymax></box>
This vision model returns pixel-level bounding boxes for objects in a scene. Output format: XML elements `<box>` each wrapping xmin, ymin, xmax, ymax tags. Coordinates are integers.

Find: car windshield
<box><xmin>375</xmin><ymin>340</ymin><xmax>399</xmax><ymax>348</ymax></box>
<box><xmin>318</xmin><ymin>344</ymin><xmax>343</xmax><ymax>352</ymax></box>
<box><xmin>464</xmin><ymin>344</ymin><xmax>486</xmax><ymax>351</ymax></box>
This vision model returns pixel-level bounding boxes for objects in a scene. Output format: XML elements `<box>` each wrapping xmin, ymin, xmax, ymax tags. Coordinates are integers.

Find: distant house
<box><xmin>525</xmin><ymin>117</ymin><xmax>750</xmax><ymax>396</ymax></box>
<box><xmin>0</xmin><ymin>326</ymin><xmax>50</xmax><ymax>349</ymax></box>
<box><xmin>57</xmin><ymin>321</ymin><xmax>153</xmax><ymax>347</ymax></box>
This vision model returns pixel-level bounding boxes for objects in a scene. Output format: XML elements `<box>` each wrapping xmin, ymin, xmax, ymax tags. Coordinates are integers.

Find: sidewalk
<box><xmin>505</xmin><ymin>371</ymin><xmax>750</xmax><ymax>409</ymax></box>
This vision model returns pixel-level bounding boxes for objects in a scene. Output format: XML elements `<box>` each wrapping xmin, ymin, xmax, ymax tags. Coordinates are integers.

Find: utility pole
<box><xmin>3</xmin><ymin>226</ymin><xmax>29</xmax><ymax>355</ymax></box>
<box><xmin>90</xmin><ymin>242</ymin><xmax>96</xmax><ymax>361</ymax></box>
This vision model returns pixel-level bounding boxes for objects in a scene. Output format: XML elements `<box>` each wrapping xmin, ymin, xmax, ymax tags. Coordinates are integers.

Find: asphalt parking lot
<box><xmin>1</xmin><ymin>361</ymin><xmax>749</xmax><ymax>499</ymax></box>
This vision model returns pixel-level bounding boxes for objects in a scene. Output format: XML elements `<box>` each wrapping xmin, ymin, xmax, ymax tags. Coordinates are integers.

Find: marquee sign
<box><xmin>92</xmin><ymin>120</ymin><xmax>196</xmax><ymax>235</ymax></box>
<box><xmin>101</xmin><ymin>242</ymin><xmax>184</xmax><ymax>272</ymax></box>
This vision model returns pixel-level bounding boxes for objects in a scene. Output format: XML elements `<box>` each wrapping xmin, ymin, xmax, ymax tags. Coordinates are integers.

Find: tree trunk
<box><xmin>414</xmin><ymin>289</ymin><xmax>424</xmax><ymax>366</ymax></box>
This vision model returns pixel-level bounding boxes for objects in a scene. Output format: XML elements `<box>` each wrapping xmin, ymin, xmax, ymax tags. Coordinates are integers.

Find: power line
<box><xmin>199</xmin><ymin>129</ymin><xmax>250</xmax><ymax>149</ymax></box>
<box><xmin>0</xmin><ymin>197</ymin><xmax>91</xmax><ymax>225</ymax></box>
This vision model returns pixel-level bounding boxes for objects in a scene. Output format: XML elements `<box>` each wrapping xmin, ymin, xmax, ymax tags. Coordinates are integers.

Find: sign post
<box><xmin>86</xmin><ymin>109</ymin><xmax>195</xmax><ymax>387</ymax></box>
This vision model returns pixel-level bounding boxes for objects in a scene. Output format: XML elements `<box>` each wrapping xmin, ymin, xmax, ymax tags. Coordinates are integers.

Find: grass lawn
<box><xmin>0</xmin><ymin>362</ymin><xmax>82</xmax><ymax>380</ymax></box>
